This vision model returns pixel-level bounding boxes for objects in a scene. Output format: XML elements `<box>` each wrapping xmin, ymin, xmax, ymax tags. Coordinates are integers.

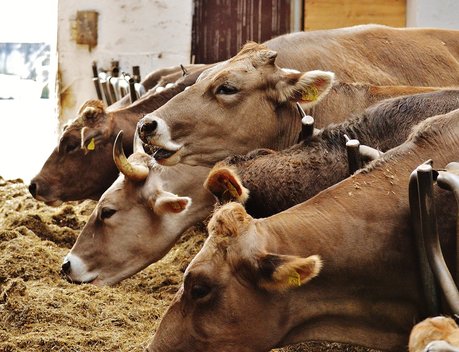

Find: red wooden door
<box><xmin>192</xmin><ymin>0</ymin><xmax>302</xmax><ymax>64</ymax></box>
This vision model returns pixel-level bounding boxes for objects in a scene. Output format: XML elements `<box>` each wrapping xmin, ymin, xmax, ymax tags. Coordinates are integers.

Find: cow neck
<box><xmin>320</xmin><ymin>90</ymin><xmax>459</xmax><ymax>153</ymax></box>
<box><xmin>252</xmin><ymin>113</ymin><xmax>459</xmax><ymax>350</ymax></box>
<box><xmin>255</xmin><ymin>162</ymin><xmax>419</xmax><ymax>351</ymax></box>
<box><xmin>276</xmin><ymin>104</ymin><xmax>302</xmax><ymax>149</ymax></box>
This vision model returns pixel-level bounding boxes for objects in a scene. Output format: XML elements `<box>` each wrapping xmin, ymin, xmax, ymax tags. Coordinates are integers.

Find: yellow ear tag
<box><xmin>302</xmin><ymin>86</ymin><xmax>319</xmax><ymax>102</ymax></box>
<box><xmin>288</xmin><ymin>271</ymin><xmax>302</xmax><ymax>287</ymax></box>
<box><xmin>87</xmin><ymin>137</ymin><xmax>96</xmax><ymax>151</ymax></box>
<box><xmin>223</xmin><ymin>178</ymin><xmax>239</xmax><ymax>199</ymax></box>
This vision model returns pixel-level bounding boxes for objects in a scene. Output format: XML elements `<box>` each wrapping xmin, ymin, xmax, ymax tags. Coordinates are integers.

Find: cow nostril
<box><xmin>28</xmin><ymin>182</ymin><xmax>37</xmax><ymax>197</ymax></box>
<box><xmin>140</xmin><ymin>120</ymin><xmax>158</xmax><ymax>135</ymax></box>
<box><xmin>61</xmin><ymin>261</ymin><xmax>71</xmax><ymax>276</ymax></box>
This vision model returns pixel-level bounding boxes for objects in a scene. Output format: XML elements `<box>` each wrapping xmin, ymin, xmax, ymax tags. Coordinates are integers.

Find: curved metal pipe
<box><xmin>409</xmin><ymin>161</ymin><xmax>440</xmax><ymax>317</ymax></box>
<box><xmin>359</xmin><ymin>145</ymin><xmax>383</xmax><ymax>162</ymax></box>
<box><xmin>113</xmin><ymin>130</ymin><xmax>149</xmax><ymax>182</ymax></box>
<box><xmin>417</xmin><ymin>163</ymin><xmax>459</xmax><ymax>315</ymax></box>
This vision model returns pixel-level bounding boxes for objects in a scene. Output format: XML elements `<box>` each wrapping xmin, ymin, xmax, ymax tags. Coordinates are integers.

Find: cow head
<box><xmin>146</xmin><ymin>202</ymin><xmax>322</xmax><ymax>352</ymax></box>
<box><xmin>137</xmin><ymin>42</ymin><xmax>334</xmax><ymax>167</ymax></box>
<box><xmin>29</xmin><ymin>100</ymin><xmax>127</xmax><ymax>206</ymax></box>
<box><xmin>61</xmin><ymin>132</ymin><xmax>214</xmax><ymax>286</ymax></box>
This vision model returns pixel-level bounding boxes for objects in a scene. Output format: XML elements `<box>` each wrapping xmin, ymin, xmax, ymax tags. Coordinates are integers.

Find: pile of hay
<box><xmin>0</xmin><ymin>176</ymin><xmax>378</xmax><ymax>352</ymax></box>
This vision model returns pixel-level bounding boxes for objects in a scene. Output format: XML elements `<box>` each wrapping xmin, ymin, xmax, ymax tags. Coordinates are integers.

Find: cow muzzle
<box><xmin>28</xmin><ymin>177</ymin><xmax>63</xmax><ymax>206</ymax></box>
<box><xmin>137</xmin><ymin>115</ymin><xmax>182</xmax><ymax>165</ymax></box>
<box><xmin>61</xmin><ymin>254</ymin><xmax>99</xmax><ymax>285</ymax></box>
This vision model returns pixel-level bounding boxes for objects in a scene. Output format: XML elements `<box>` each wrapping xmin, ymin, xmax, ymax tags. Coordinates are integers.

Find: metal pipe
<box><xmin>417</xmin><ymin>163</ymin><xmax>459</xmax><ymax>315</ymax></box>
<box><xmin>437</xmin><ymin>162</ymin><xmax>459</xmax><ymax>289</ymax></box>
<box><xmin>344</xmin><ymin>134</ymin><xmax>361</xmax><ymax>175</ymax></box>
<box><xmin>408</xmin><ymin>162</ymin><xmax>440</xmax><ymax>316</ymax></box>
<box><xmin>91</xmin><ymin>62</ymin><xmax>103</xmax><ymax>100</ymax></box>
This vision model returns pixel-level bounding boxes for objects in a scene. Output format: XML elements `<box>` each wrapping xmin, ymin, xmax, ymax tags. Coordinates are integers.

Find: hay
<box><xmin>0</xmin><ymin>176</ymin><xmax>378</xmax><ymax>352</ymax></box>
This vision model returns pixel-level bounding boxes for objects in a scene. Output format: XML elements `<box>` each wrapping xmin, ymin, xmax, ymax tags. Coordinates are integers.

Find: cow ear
<box><xmin>277</xmin><ymin>70</ymin><xmax>334</xmax><ymax>106</ymax></box>
<box><xmin>257</xmin><ymin>253</ymin><xmax>322</xmax><ymax>292</ymax></box>
<box><xmin>204</xmin><ymin>166</ymin><xmax>249</xmax><ymax>204</ymax></box>
<box><xmin>78</xmin><ymin>100</ymin><xmax>106</xmax><ymax>124</ymax></box>
<box><xmin>151</xmin><ymin>191</ymin><xmax>192</xmax><ymax>215</ymax></box>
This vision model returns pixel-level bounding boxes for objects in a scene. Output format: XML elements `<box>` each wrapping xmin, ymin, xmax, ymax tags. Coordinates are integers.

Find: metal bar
<box><xmin>417</xmin><ymin>163</ymin><xmax>459</xmax><ymax>315</ymax></box>
<box><xmin>344</xmin><ymin>135</ymin><xmax>361</xmax><ymax>175</ymax></box>
<box><xmin>132</xmin><ymin>65</ymin><xmax>141</xmax><ymax>83</ymax></box>
<box><xmin>296</xmin><ymin>103</ymin><xmax>314</xmax><ymax>140</ymax></box>
<box><xmin>409</xmin><ymin>164</ymin><xmax>440</xmax><ymax>316</ymax></box>
<box><xmin>437</xmin><ymin>162</ymin><xmax>459</xmax><ymax>289</ymax></box>
<box><xmin>91</xmin><ymin>62</ymin><xmax>103</xmax><ymax>100</ymax></box>
<box><xmin>129</xmin><ymin>78</ymin><xmax>137</xmax><ymax>103</ymax></box>
<box><xmin>100</xmin><ymin>79</ymin><xmax>112</xmax><ymax>106</ymax></box>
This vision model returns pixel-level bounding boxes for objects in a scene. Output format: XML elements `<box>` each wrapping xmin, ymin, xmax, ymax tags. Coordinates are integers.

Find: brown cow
<box><xmin>62</xmin><ymin>89</ymin><xmax>459</xmax><ymax>285</ymax></box>
<box><xmin>61</xmin><ymin>132</ymin><xmax>214</xmax><ymax>285</ymax></box>
<box><xmin>29</xmin><ymin>65</ymin><xmax>208</xmax><ymax>206</ymax></box>
<box><xmin>145</xmin><ymin>108</ymin><xmax>459</xmax><ymax>352</ymax></box>
<box><xmin>206</xmin><ymin>89</ymin><xmax>459</xmax><ymax>218</ymax></box>
<box><xmin>409</xmin><ymin>316</ymin><xmax>459</xmax><ymax>352</ymax></box>
<box><xmin>137</xmin><ymin>25</ymin><xmax>459</xmax><ymax>167</ymax></box>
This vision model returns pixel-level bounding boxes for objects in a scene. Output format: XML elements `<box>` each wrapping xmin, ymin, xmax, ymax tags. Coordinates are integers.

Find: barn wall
<box><xmin>57</xmin><ymin>0</ymin><xmax>192</xmax><ymax>123</ymax></box>
<box><xmin>407</xmin><ymin>0</ymin><xmax>459</xmax><ymax>29</ymax></box>
<box><xmin>304</xmin><ymin>0</ymin><xmax>406</xmax><ymax>31</ymax></box>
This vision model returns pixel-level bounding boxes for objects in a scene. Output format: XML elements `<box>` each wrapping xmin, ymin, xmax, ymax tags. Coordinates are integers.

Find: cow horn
<box><xmin>113</xmin><ymin>130</ymin><xmax>149</xmax><ymax>182</ymax></box>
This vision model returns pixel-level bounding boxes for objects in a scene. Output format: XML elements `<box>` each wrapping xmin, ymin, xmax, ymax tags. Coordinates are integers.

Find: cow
<box><xmin>206</xmin><ymin>89</ymin><xmax>459</xmax><ymax>218</ymax></box>
<box><xmin>136</xmin><ymin>24</ymin><xmax>459</xmax><ymax>167</ymax></box>
<box><xmin>409</xmin><ymin>316</ymin><xmax>459</xmax><ymax>352</ymax></box>
<box><xmin>145</xmin><ymin>108</ymin><xmax>459</xmax><ymax>352</ymax></box>
<box><xmin>30</xmin><ymin>69</ymin><xmax>437</xmax><ymax>206</ymax></box>
<box><xmin>62</xmin><ymin>90</ymin><xmax>459</xmax><ymax>286</ymax></box>
<box><xmin>60</xmin><ymin>132</ymin><xmax>215</xmax><ymax>285</ymax></box>
<box><xmin>29</xmin><ymin>65</ymin><xmax>208</xmax><ymax>206</ymax></box>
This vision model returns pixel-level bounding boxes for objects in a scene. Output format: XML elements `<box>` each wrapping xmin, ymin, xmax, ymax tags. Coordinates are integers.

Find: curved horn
<box><xmin>113</xmin><ymin>130</ymin><xmax>149</xmax><ymax>182</ymax></box>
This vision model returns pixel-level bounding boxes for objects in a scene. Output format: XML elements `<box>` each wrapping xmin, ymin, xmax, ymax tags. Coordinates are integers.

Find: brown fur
<box><xmin>409</xmin><ymin>316</ymin><xmax>459</xmax><ymax>352</ymax></box>
<box><xmin>213</xmin><ymin>90</ymin><xmax>459</xmax><ymax>218</ymax></box>
<box><xmin>142</xmin><ymin>25</ymin><xmax>459</xmax><ymax>169</ymax></box>
<box><xmin>30</xmin><ymin>65</ymin><xmax>209</xmax><ymax>204</ymax></box>
<box><xmin>148</xmin><ymin>109</ymin><xmax>459</xmax><ymax>352</ymax></box>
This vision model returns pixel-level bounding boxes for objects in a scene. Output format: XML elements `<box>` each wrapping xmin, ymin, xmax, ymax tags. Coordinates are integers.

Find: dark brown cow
<box><xmin>146</xmin><ymin>108</ymin><xmax>459</xmax><ymax>352</ymax></box>
<box><xmin>206</xmin><ymin>89</ymin><xmax>459</xmax><ymax>218</ymax></box>
<box><xmin>29</xmin><ymin>65</ymin><xmax>208</xmax><ymax>205</ymax></box>
<box><xmin>137</xmin><ymin>24</ymin><xmax>459</xmax><ymax>167</ymax></box>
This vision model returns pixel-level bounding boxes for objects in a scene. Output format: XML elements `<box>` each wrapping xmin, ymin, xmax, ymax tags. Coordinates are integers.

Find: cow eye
<box><xmin>63</xmin><ymin>141</ymin><xmax>80</xmax><ymax>154</ymax></box>
<box><xmin>100</xmin><ymin>207</ymin><xmax>116</xmax><ymax>220</ymax></box>
<box><xmin>216</xmin><ymin>84</ymin><xmax>238</xmax><ymax>95</ymax></box>
<box><xmin>191</xmin><ymin>284</ymin><xmax>211</xmax><ymax>300</ymax></box>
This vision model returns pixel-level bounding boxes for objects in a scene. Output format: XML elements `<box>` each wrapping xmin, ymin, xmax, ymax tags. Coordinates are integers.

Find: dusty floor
<box><xmin>0</xmin><ymin>176</ymin><xmax>381</xmax><ymax>352</ymax></box>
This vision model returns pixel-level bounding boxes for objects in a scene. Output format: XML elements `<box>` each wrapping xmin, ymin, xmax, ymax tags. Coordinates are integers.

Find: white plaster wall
<box><xmin>407</xmin><ymin>0</ymin><xmax>459</xmax><ymax>29</ymax></box>
<box><xmin>58</xmin><ymin>0</ymin><xmax>192</xmax><ymax>122</ymax></box>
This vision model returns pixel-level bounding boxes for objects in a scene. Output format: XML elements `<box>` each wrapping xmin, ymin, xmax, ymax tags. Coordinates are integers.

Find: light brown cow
<box><xmin>206</xmin><ymin>89</ymin><xmax>459</xmax><ymax>218</ymax></box>
<box><xmin>409</xmin><ymin>316</ymin><xmax>459</xmax><ymax>352</ymax></box>
<box><xmin>29</xmin><ymin>65</ymin><xmax>208</xmax><ymax>205</ymax></box>
<box><xmin>146</xmin><ymin>108</ymin><xmax>459</xmax><ymax>352</ymax></box>
<box><xmin>137</xmin><ymin>24</ymin><xmax>459</xmax><ymax>167</ymax></box>
<box><xmin>62</xmin><ymin>89</ymin><xmax>459</xmax><ymax>286</ymax></box>
<box><xmin>61</xmin><ymin>132</ymin><xmax>214</xmax><ymax>285</ymax></box>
